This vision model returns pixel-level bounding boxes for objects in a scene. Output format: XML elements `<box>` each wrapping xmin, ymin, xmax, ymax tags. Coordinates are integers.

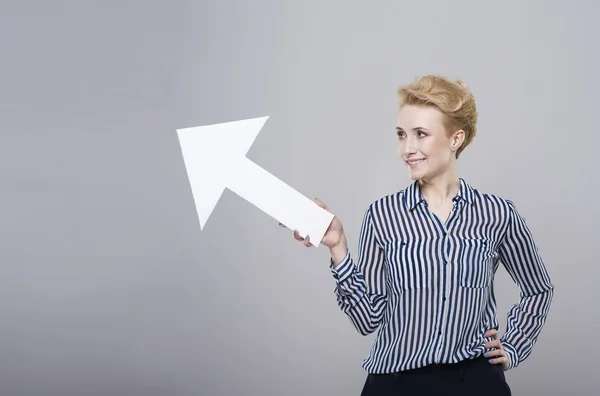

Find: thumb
<box><xmin>314</xmin><ymin>198</ymin><xmax>329</xmax><ymax>211</ymax></box>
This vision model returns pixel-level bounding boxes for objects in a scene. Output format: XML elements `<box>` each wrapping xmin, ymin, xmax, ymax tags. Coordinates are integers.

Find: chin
<box><xmin>405</xmin><ymin>158</ymin><xmax>429</xmax><ymax>181</ymax></box>
<box><xmin>406</xmin><ymin>167</ymin><xmax>427</xmax><ymax>180</ymax></box>
<box><xmin>408</xmin><ymin>172</ymin><xmax>424</xmax><ymax>181</ymax></box>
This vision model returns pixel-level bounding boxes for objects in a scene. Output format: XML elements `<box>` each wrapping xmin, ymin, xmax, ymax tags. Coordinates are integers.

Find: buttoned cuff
<box><xmin>330</xmin><ymin>251</ymin><xmax>353</xmax><ymax>284</ymax></box>
<box><xmin>501</xmin><ymin>340</ymin><xmax>519</xmax><ymax>370</ymax></box>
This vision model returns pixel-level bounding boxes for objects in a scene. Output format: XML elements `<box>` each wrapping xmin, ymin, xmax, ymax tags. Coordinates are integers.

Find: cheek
<box><xmin>425</xmin><ymin>139</ymin><xmax>451</xmax><ymax>156</ymax></box>
<box><xmin>420</xmin><ymin>139</ymin><xmax>438</xmax><ymax>156</ymax></box>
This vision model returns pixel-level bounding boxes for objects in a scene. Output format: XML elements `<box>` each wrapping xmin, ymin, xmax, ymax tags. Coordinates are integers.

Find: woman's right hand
<box><xmin>280</xmin><ymin>198</ymin><xmax>346</xmax><ymax>249</ymax></box>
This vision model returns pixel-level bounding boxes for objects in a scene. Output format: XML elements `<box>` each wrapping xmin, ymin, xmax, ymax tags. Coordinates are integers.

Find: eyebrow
<box><xmin>396</xmin><ymin>127</ymin><xmax>429</xmax><ymax>132</ymax></box>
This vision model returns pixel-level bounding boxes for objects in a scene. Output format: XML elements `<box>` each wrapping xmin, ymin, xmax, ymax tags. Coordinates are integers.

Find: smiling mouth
<box><xmin>406</xmin><ymin>159</ymin><xmax>426</xmax><ymax>165</ymax></box>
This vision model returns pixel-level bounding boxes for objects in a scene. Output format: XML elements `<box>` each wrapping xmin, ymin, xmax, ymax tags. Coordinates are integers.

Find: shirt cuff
<box><xmin>501</xmin><ymin>340</ymin><xmax>519</xmax><ymax>370</ymax></box>
<box><xmin>329</xmin><ymin>251</ymin><xmax>353</xmax><ymax>284</ymax></box>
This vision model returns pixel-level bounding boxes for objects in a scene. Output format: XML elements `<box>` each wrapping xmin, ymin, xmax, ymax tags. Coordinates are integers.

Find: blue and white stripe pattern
<box><xmin>330</xmin><ymin>178</ymin><xmax>554</xmax><ymax>373</ymax></box>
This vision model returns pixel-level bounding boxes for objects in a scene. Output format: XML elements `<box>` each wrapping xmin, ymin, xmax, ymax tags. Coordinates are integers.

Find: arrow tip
<box><xmin>176</xmin><ymin>115</ymin><xmax>270</xmax><ymax>232</ymax></box>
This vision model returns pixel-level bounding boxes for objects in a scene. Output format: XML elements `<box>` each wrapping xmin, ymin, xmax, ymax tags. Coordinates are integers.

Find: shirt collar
<box><xmin>403</xmin><ymin>178</ymin><xmax>475</xmax><ymax>211</ymax></box>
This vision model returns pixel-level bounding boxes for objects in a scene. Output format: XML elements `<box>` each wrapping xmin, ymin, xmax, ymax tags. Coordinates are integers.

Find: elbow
<box><xmin>543</xmin><ymin>283</ymin><xmax>555</xmax><ymax>300</ymax></box>
<box><xmin>358</xmin><ymin>328</ymin><xmax>376</xmax><ymax>336</ymax></box>
<box><xmin>357</xmin><ymin>303</ymin><xmax>386</xmax><ymax>335</ymax></box>
<box><xmin>357</xmin><ymin>322</ymin><xmax>381</xmax><ymax>336</ymax></box>
<box><xmin>523</xmin><ymin>282</ymin><xmax>555</xmax><ymax>298</ymax></box>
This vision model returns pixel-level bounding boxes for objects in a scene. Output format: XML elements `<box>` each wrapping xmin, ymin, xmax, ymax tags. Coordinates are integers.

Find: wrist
<box><xmin>330</xmin><ymin>234</ymin><xmax>348</xmax><ymax>267</ymax></box>
<box><xmin>500</xmin><ymin>340</ymin><xmax>519</xmax><ymax>370</ymax></box>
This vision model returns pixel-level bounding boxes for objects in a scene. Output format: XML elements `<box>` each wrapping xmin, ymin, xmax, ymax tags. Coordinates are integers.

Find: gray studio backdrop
<box><xmin>1</xmin><ymin>1</ymin><xmax>597</xmax><ymax>395</ymax></box>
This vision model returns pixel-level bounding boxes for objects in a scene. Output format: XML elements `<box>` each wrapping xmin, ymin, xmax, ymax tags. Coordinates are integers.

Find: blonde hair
<box><xmin>397</xmin><ymin>75</ymin><xmax>478</xmax><ymax>158</ymax></box>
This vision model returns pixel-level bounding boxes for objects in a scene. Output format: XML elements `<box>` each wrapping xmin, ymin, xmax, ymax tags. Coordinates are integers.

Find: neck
<box><xmin>417</xmin><ymin>167</ymin><xmax>460</xmax><ymax>205</ymax></box>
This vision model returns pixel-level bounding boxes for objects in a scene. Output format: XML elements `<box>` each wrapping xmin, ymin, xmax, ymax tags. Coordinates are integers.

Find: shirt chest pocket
<box><xmin>384</xmin><ymin>239</ymin><xmax>432</xmax><ymax>292</ymax></box>
<box><xmin>459</xmin><ymin>238</ymin><xmax>498</xmax><ymax>288</ymax></box>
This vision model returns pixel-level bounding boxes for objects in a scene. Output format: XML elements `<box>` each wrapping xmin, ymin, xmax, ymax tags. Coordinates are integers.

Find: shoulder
<box><xmin>366</xmin><ymin>189</ymin><xmax>407</xmax><ymax>213</ymax></box>
<box><xmin>356</xmin><ymin>190</ymin><xmax>407</xmax><ymax>243</ymax></box>
<box><xmin>465</xmin><ymin>181</ymin><xmax>519</xmax><ymax>216</ymax></box>
<box><xmin>359</xmin><ymin>187</ymin><xmax>411</xmax><ymax>228</ymax></box>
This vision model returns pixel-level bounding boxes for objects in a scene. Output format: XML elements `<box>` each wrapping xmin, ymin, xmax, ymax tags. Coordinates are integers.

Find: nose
<box><xmin>400</xmin><ymin>135</ymin><xmax>417</xmax><ymax>156</ymax></box>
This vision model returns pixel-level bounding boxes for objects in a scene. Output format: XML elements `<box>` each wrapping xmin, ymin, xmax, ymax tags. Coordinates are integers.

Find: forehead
<box><xmin>397</xmin><ymin>105</ymin><xmax>446</xmax><ymax>129</ymax></box>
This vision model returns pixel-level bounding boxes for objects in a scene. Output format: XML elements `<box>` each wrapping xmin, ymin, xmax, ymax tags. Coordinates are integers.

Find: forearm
<box><xmin>329</xmin><ymin>207</ymin><xmax>387</xmax><ymax>335</ymax></box>
<box><xmin>338</xmin><ymin>296</ymin><xmax>387</xmax><ymax>335</ymax></box>
<box><xmin>501</xmin><ymin>286</ymin><xmax>555</xmax><ymax>369</ymax></box>
<box><xmin>330</xmin><ymin>235</ymin><xmax>349</xmax><ymax>296</ymax></box>
<box><xmin>330</xmin><ymin>249</ymin><xmax>387</xmax><ymax>335</ymax></box>
<box><xmin>498</xmin><ymin>199</ymin><xmax>556</xmax><ymax>369</ymax></box>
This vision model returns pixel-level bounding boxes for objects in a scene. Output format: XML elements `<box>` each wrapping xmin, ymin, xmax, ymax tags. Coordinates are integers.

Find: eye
<box><xmin>397</xmin><ymin>130</ymin><xmax>406</xmax><ymax>139</ymax></box>
<box><xmin>417</xmin><ymin>130</ymin><xmax>428</xmax><ymax>138</ymax></box>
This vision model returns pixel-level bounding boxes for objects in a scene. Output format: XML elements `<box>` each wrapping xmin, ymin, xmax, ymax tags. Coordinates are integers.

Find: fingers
<box><xmin>279</xmin><ymin>198</ymin><xmax>331</xmax><ymax>237</ymax></box>
<box><xmin>315</xmin><ymin>198</ymin><xmax>334</xmax><ymax>214</ymax></box>
<box><xmin>315</xmin><ymin>198</ymin><xmax>326</xmax><ymax>209</ymax></box>
<box><xmin>483</xmin><ymin>329</ymin><xmax>509</xmax><ymax>369</ymax></box>
<box><xmin>293</xmin><ymin>230</ymin><xmax>303</xmax><ymax>241</ymax></box>
<box><xmin>485</xmin><ymin>339</ymin><xmax>501</xmax><ymax>350</ymax></box>
<box><xmin>488</xmin><ymin>355</ymin><xmax>507</xmax><ymax>365</ymax></box>
<box><xmin>303</xmin><ymin>234</ymin><xmax>312</xmax><ymax>247</ymax></box>
<box><xmin>486</xmin><ymin>351</ymin><xmax>507</xmax><ymax>366</ymax></box>
<box><xmin>484</xmin><ymin>329</ymin><xmax>499</xmax><ymax>349</ymax></box>
<box><xmin>484</xmin><ymin>337</ymin><xmax>507</xmax><ymax>365</ymax></box>
<box><xmin>278</xmin><ymin>221</ymin><xmax>313</xmax><ymax>247</ymax></box>
<box><xmin>484</xmin><ymin>349</ymin><xmax>504</xmax><ymax>358</ymax></box>
<box><xmin>293</xmin><ymin>230</ymin><xmax>312</xmax><ymax>247</ymax></box>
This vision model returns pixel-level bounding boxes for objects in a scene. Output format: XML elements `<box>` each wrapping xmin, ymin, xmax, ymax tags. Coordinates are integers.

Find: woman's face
<box><xmin>396</xmin><ymin>105</ymin><xmax>464</xmax><ymax>181</ymax></box>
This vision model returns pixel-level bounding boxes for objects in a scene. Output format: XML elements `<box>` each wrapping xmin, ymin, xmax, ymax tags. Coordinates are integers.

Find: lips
<box><xmin>406</xmin><ymin>158</ymin><xmax>426</xmax><ymax>165</ymax></box>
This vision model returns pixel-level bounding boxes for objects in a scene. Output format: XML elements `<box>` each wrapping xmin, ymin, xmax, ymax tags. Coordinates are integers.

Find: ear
<box><xmin>451</xmin><ymin>129</ymin><xmax>465</xmax><ymax>151</ymax></box>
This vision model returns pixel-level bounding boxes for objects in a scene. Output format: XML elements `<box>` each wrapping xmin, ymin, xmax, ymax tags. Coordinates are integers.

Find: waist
<box><xmin>387</xmin><ymin>354</ymin><xmax>490</xmax><ymax>377</ymax></box>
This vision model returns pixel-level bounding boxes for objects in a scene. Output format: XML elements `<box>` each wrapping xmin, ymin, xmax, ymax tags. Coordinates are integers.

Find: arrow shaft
<box><xmin>227</xmin><ymin>157</ymin><xmax>333</xmax><ymax>245</ymax></box>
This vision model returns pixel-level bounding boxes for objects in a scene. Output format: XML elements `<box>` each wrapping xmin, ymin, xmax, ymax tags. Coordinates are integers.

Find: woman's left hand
<box><xmin>483</xmin><ymin>329</ymin><xmax>509</xmax><ymax>371</ymax></box>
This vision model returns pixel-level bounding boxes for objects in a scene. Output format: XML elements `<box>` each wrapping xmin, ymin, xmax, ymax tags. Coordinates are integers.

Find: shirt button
<box><xmin>333</xmin><ymin>273</ymin><xmax>339</xmax><ymax>279</ymax></box>
<box><xmin>443</xmin><ymin>296</ymin><xmax>446</xmax><ymax>301</ymax></box>
<box><xmin>438</xmin><ymin>330</ymin><xmax>442</xmax><ymax>335</ymax></box>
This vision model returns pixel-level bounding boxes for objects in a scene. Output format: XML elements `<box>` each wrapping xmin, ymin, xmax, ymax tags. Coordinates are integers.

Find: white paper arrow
<box><xmin>175</xmin><ymin>116</ymin><xmax>334</xmax><ymax>247</ymax></box>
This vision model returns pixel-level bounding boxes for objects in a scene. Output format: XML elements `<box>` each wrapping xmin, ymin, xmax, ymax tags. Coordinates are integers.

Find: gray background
<box><xmin>1</xmin><ymin>0</ymin><xmax>597</xmax><ymax>395</ymax></box>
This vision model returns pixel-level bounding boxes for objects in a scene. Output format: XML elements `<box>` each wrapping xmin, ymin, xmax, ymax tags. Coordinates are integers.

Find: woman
<box><xmin>289</xmin><ymin>75</ymin><xmax>554</xmax><ymax>395</ymax></box>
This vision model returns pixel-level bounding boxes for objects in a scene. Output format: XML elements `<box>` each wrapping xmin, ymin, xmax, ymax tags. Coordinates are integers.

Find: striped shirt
<box><xmin>330</xmin><ymin>178</ymin><xmax>554</xmax><ymax>373</ymax></box>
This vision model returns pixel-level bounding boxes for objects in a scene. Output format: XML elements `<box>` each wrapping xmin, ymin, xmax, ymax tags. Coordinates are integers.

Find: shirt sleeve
<box><xmin>329</xmin><ymin>206</ymin><xmax>388</xmax><ymax>336</ymax></box>
<box><xmin>498</xmin><ymin>200</ymin><xmax>555</xmax><ymax>370</ymax></box>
